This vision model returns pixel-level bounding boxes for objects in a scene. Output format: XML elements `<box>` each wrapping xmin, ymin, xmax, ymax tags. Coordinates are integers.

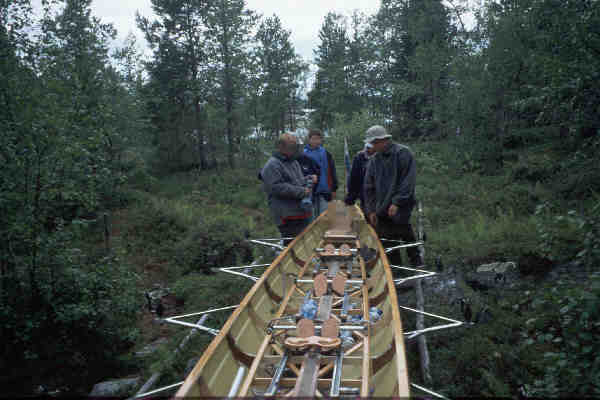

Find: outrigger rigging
<box><xmin>134</xmin><ymin>201</ymin><xmax>462</xmax><ymax>398</ymax></box>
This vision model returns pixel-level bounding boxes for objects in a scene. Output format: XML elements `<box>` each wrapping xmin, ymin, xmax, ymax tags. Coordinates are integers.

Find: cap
<box><xmin>364</xmin><ymin>125</ymin><xmax>392</xmax><ymax>144</ymax></box>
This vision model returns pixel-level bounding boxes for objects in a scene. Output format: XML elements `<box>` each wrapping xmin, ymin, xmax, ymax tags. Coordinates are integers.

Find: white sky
<box><xmin>86</xmin><ymin>0</ymin><xmax>381</xmax><ymax>63</ymax></box>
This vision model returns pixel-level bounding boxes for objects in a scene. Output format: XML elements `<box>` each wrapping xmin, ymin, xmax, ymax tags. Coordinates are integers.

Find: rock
<box><xmin>466</xmin><ymin>261</ymin><xmax>519</xmax><ymax>291</ymax></box>
<box><xmin>134</xmin><ymin>337</ymin><xmax>168</xmax><ymax>358</ymax></box>
<box><xmin>89</xmin><ymin>377</ymin><xmax>140</xmax><ymax>396</ymax></box>
<box><xmin>476</xmin><ymin>261</ymin><xmax>516</xmax><ymax>274</ymax></box>
<box><xmin>148</xmin><ymin>287</ymin><xmax>170</xmax><ymax>301</ymax></box>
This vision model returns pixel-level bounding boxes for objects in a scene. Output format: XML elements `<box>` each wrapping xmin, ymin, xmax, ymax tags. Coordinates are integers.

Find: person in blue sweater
<box><xmin>303</xmin><ymin>129</ymin><xmax>338</xmax><ymax>217</ymax></box>
<box><xmin>344</xmin><ymin>142</ymin><xmax>375</xmax><ymax>216</ymax></box>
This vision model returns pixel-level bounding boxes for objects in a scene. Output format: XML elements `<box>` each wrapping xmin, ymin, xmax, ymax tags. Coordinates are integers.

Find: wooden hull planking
<box><xmin>176</xmin><ymin>201</ymin><xmax>410</xmax><ymax>397</ymax></box>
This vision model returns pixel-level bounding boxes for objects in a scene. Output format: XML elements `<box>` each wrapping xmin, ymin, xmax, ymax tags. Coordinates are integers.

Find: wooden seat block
<box><xmin>284</xmin><ymin>335</ymin><xmax>341</xmax><ymax>351</ymax></box>
<box><xmin>297</xmin><ymin>318</ymin><xmax>315</xmax><ymax>338</ymax></box>
<box><xmin>313</xmin><ymin>273</ymin><xmax>328</xmax><ymax>297</ymax></box>
<box><xmin>324</xmin><ymin>244</ymin><xmax>336</xmax><ymax>254</ymax></box>
<box><xmin>321</xmin><ymin>317</ymin><xmax>339</xmax><ymax>339</ymax></box>
<box><xmin>331</xmin><ymin>272</ymin><xmax>347</xmax><ymax>296</ymax></box>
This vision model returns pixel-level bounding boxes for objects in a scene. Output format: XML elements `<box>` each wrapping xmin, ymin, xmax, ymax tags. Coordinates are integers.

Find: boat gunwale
<box><xmin>176</xmin><ymin>210</ymin><xmax>325</xmax><ymax>396</ymax></box>
<box><xmin>176</xmin><ymin>204</ymin><xmax>410</xmax><ymax>397</ymax></box>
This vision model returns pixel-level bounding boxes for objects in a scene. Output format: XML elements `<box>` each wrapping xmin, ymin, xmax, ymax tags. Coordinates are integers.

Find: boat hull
<box><xmin>176</xmin><ymin>202</ymin><xmax>410</xmax><ymax>397</ymax></box>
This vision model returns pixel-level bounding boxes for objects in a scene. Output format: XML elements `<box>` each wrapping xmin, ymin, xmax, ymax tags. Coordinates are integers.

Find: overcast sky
<box><xmin>83</xmin><ymin>0</ymin><xmax>381</xmax><ymax>63</ymax></box>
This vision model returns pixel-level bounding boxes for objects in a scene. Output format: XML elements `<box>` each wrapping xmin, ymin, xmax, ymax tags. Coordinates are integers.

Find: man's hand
<box><xmin>388</xmin><ymin>204</ymin><xmax>398</xmax><ymax>217</ymax></box>
<box><xmin>311</xmin><ymin>174</ymin><xmax>317</xmax><ymax>184</ymax></box>
<box><xmin>368</xmin><ymin>212</ymin><xmax>377</xmax><ymax>227</ymax></box>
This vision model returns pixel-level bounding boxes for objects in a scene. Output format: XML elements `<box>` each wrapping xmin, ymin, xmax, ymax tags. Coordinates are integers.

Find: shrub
<box><xmin>522</xmin><ymin>278</ymin><xmax>600</xmax><ymax>396</ymax></box>
<box><xmin>172</xmin><ymin>206</ymin><xmax>254</xmax><ymax>275</ymax></box>
<box><xmin>535</xmin><ymin>200</ymin><xmax>600</xmax><ymax>266</ymax></box>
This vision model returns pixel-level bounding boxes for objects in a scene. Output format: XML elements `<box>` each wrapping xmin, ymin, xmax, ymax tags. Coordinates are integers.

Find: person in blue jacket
<box><xmin>303</xmin><ymin>129</ymin><xmax>338</xmax><ymax>218</ymax></box>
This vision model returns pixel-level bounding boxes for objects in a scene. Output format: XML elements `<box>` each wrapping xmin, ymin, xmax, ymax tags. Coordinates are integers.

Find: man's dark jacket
<box><xmin>344</xmin><ymin>150</ymin><xmax>371</xmax><ymax>210</ymax></box>
<box><xmin>364</xmin><ymin>142</ymin><xmax>416</xmax><ymax>224</ymax></box>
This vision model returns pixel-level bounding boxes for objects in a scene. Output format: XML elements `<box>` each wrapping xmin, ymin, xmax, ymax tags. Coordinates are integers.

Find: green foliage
<box><xmin>308</xmin><ymin>12</ymin><xmax>359</xmax><ymax>129</ymax></box>
<box><xmin>327</xmin><ymin>110</ymin><xmax>386</xmax><ymax>159</ymax></box>
<box><xmin>521</xmin><ymin>278</ymin><xmax>600</xmax><ymax>396</ymax></box>
<box><xmin>1</xmin><ymin>0</ymin><xmax>149</xmax><ymax>393</ymax></box>
<box><xmin>172</xmin><ymin>206</ymin><xmax>253</xmax><ymax>275</ymax></box>
<box><xmin>534</xmin><ymin>199</ymin><xmax>600</xmax><ymax>266</ymax></box>
<box><xmin>253</xmin><ymin>15</ymin><xmax>308</xmax><ymax>134</ymax></box>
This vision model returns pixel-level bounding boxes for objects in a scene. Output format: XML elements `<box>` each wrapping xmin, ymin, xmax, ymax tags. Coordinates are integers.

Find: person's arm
<box><xmin>298</xmin><ymin>155</ymin><xmax>319</xmax><ymax>185</ymax></box>
<box><xmin>327</xmin><ymin>151</ymin><xmax>338</xmax><ymax>198</ymax></box>
<box><xmin>309</xmin><ymin>156</ymin><xmax>320</xmax><ymax>186</ymax></box>
<box><xmin>345</xmin><ymin>154</ymin><xmax>362</xmax><ymax>205</ymax></box>
<box><xmin>262</xmin><ymin>161</ymin><xmax>306</xmax><ymax>199</ymax></box>
<box><xmin>390</xmin><ymin>149</ymin><xmax>416</xmax><ymax>208</ymax></box>
<box><xmin>364</xmin><ymin>159</ymin><xmax>377</xmax><ymax>217</ymax></box>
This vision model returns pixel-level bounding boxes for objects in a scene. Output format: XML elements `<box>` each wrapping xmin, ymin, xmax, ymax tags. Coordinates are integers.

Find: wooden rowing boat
<box><xmin>176</xmin><ymin>200</ymin><xmax>410</xmax><ymax>397</ymax></box>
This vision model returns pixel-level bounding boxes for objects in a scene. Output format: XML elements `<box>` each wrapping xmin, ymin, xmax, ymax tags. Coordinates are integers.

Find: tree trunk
<box><xmin>416</xmin><ymin>202</ymin><xmax>432</xmax><ymax>384</ymax></box>
<box><xmin>194</xmin><ymin>99</ymin><xmax>208</xmax><ymax>169</ymax></box>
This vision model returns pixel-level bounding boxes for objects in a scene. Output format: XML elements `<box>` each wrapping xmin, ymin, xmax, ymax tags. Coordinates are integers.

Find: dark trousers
<box><xmin>375</xmin><ymin>216</ymin><xmax>421</xmax><ymax>267</ymax></box>
<box><xmin>278</xmin><ymin>218</ymin><xmax>310</xmax><ymax>247</ymax></box>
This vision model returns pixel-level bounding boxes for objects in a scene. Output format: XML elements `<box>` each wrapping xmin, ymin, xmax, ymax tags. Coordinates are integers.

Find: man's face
<box><xmin>365</xmin><ymin>146</ymin><xmax>376</xmax><ymax>156</ymax></box>
<box><xmin>308</xmin><ymin>134</ymin><xmax>322</xmax><ymax>149</ymax></box>
<box><xmin>370</xmin><ymin>138</ymin><xmax>388</xmax><ymax>153</ymax></box>
<box><xmin>281</xmin><ymin>137</ymin><xmax>298</xmax><ymax>157</ymax></box>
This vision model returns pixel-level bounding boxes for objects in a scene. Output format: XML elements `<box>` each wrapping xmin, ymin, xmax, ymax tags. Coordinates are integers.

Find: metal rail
<box><xmin>383</xmin><ymin>240</ymin><xmax>424</xmax><ymax>253</ymax></box>
<box><xmin>163</xmin><ymin>305</ymin><xmax>239</xmax><ymax>336</ymax></box>
<box><xmin>265</xmin><ymin>353</ymin><xmax>289</xmax><ymax>396</ymax></box>
<box><xmin>247</xmin><ymin>238</ymin><xmax>289</xmax><ymax>251</ymax></box>
<box><xmin>134</xmin><ymin>381</ymin><xmax>183</xmax><ymax>398</ymax></box>
<box><xmin>401</xmin><ymin>305</ymin><xmax>463</xmax><ymax>340</ymax></box>
<box><xmin>219</xmin><ymin>264</ymin><xmax>270</xmax><ymax>282</ymax></box>
<box><xmin>330</xmin><ymin>350</ymin><xmax>344</xmax><ymax>397</ymax></box>
<box><xmin>411</xmin><ymin>382</ymin><xmax>450</xmax><ymax>399</ymax></box>
<box><xmin>390</xmin><ymin>264</ymin><xmax>437</xmax><ymax>285</ymax></box>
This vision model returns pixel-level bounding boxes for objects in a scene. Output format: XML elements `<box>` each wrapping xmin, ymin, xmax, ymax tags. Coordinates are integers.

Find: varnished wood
<box><xmin>297</xmin><ymin>318</ymin><xmax>315</xmax><ymax>338</ymax></box>
<box><xmin>226</xmin><ymin>333</ymin><xmax>254</xmax><ymax>368</ymax></box>
<box><xmin>263</xmin><ymin>278</ymin><xmax>283</xmax><ymax>303</ymax></box>
<box><xmin>176</xmin><ymin>204</ymin><xmax>410</xmax><ymax>398</ymax></box>
<box><xmin>313</xmin><ymin>272</ymin><xmax>328</xmax><ymax>297</ymax></box>
<box><xmin>290</xmin><ymin>248</ymin><xmax>306</xmax><ymax>267</ymax></box>
<box><xmin>331</xmin><ymin>272</ymin><xmax>347</xmax><ymax>296</ymax></box>
<box><xmin>321</xmin><ymin>317</ymin><xmax>339</xmax><ymax>338</ymax></box>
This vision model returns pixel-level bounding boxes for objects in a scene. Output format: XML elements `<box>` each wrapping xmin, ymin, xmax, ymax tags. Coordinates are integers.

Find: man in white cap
<box><xmin>363</xmin><ymin>125</ymin><xmax>422</xmax><ymax>266</ymax></box>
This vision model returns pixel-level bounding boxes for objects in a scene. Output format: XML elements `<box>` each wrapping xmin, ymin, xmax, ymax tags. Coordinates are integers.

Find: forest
<box><xmin>1</xmin><ymin>0</ymin><xmax>599</xmax><ymax>396</ymax></box>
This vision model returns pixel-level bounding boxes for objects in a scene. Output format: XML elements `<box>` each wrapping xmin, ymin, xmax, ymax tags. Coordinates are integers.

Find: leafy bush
<box><xmin>172</xmin><ymin>206</ymin><xmax>254</xmax><ymax>274</ymax></box>
<box><xmin>522</xmin><ymin>278</ymin><xmax>600</xmax><ymax>396</ymax></box>
<box><xmin>535</xmin><ymin>200</ymin><xmax>600</xmax><ymax>265</ymax></box>
<box><xmin>0</xmin><ymin>221</ymin><xmax>141</xmax><ymax>394</ymax></box>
